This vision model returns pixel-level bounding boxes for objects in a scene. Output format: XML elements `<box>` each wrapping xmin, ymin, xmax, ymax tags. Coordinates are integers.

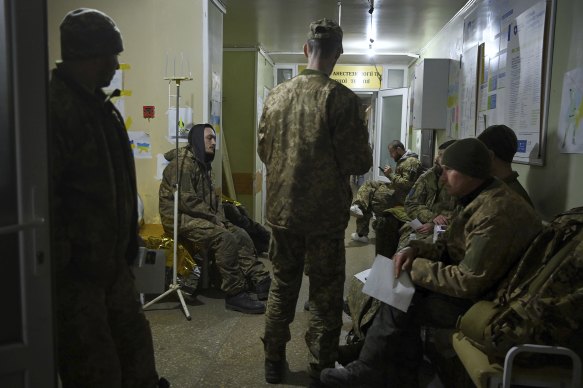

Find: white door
<box><xmin>0</xmin><ymin>0</ymin><xmax>55</xmax><ymax>386</ymax></box>
<box><xmin>374</xmin><ymin>87</ymin><xmax>409</xmax><ymax>182</ymax></box>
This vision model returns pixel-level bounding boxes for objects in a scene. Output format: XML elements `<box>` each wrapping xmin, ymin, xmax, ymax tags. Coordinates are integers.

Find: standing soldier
<box><xmin>258</xmin><ymin>18</ymin><xmax>372</xmax><ymax>387</ymax></box>
<box><xmin>49</xmin><ymin>8</ymin><xmax>166</xmax><ymax>388</ymax></box>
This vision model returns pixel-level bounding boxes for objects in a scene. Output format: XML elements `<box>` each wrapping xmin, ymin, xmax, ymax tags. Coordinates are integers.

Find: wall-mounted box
<box><xmin>412</xmin><ymin>58</ymin><xmax>450</xmax><ymax>130</ymax></box>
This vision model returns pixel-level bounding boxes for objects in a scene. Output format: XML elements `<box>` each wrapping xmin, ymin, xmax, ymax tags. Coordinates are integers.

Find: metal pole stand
<box><xmin>143</xmin><ymin>76</ymin><xmax>193</xmax><ymax>320</ymax></box>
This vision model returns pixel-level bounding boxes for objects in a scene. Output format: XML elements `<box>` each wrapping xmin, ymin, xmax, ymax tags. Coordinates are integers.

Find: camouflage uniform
<box><xmin>502</xmin><ymin>171</ymin><xmax>534</xmax><ymax>207</ymax></box>
<box><xmin>346</xmin><ymin>165</ymin><xmax>458</xmax><ymax>340</ymax></box>
<box><xmin>159</xmin><ymin>146</ymin><xmax>269</xmax><ymax>295</ymax></box>
<box><xmin>353</xmin><ymin>151</ymin><xmax>422</xmax><ymax>237</ymax></box>
<box><xmin>356</xmin><ymin>178</ymin><xmax>542</xmax><ymax>386</ymax></box>
<box><xmin>258</xmin><ymin>68</ymin><xmax>372</xmax><ymax>377</ymax></box>
<box><xmin>50</xmin><ymin>66</ymin><xmax>159</xmax><ymax>387</ymax></box>
<box><xmin>397</xmin><ymin>165</ymin><xmax>458</xmax><ymax>248</ymax></box>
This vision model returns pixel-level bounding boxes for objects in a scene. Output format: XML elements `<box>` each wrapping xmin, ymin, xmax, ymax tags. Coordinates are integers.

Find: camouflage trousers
<box><xmin>181</xmin><ymin>219</ymin><xmax>270</xmax><ymax>295</ymax></box>
<box><xmin>56</xmin><ymin>263</ymin><xmax>159</xmax><ymax>388</ymax></box>
<box><xmin>353</xmin><ymin>181</ymin><xmax>403</xmax><ymax>237</ymax></box>
<box><xmin>263</xmin><ymin>229</ymin><xmax>346</xmax><ymax>378</ymax></box>
<box><xmin>359</xmin><ymin>290</ymin><xmax>472</xmax><ymax>387</ymax></box>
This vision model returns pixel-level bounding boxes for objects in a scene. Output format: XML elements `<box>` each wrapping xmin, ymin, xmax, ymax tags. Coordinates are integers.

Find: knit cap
<box><xmin>441</xmin><ymin>138</ymin><xmax>491</xmax><ymax>178</ymax></box>
<box><xmin>477</xmin><ymin>125</ymin><xmax>517</xmax><ymax>163</ymax></box>
<box><xmin>60</xmin><ymin>8</ymin><xmax>123</xmax><ymax>60</ymax></box>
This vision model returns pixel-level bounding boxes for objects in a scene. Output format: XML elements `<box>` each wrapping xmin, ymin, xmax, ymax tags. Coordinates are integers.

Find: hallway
<box><xmin>145</xmin><ymin>218</ymin><xmax>377</xmax><ymax>387</ymax></box>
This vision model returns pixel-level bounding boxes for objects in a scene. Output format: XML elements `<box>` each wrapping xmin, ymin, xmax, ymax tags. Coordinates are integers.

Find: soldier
<box><xmin>478</xmin><ymin>124</ymin><xmax>534</xmax><ymax>207</ymax></box>
<box><xmin>350</xmin><ymin>140</ymin><xmax>422</xmax><ymax>245</ymax></box>
<box><xmin>398</xmin><ymin>139</ymin><xmax>458</xmax><ymax>247</ymax></box>
<box><xmin>49</xmin><ymin>8</ymin><xmax>167</xmax><ymax>388</ymax></box>
<box><xmin>321</xmin><ymin>138</ymin><xmax>541</xmax><ymax>387</ymax></box>
<box><xmin>258</xmin><ymin>18</ymin><xmax>372</xmax><ymax>386</ymax></box>
<box><xmin>159</xmin><ymin>123</ymin><xmax>271</xmax><ymax>314</ymax></box>
<box><xmin>339</xmin><ymin>140</ymin><xmax>458</xmax><ymax>366</ymax></box>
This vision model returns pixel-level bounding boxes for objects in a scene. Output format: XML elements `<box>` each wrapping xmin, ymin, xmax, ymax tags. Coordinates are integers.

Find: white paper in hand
<box><xmin>408</xmin><ymin>218</ymin><xmax>423</xmax><ymax>230</ymax></box>
<box><xmin>361</xmin><ymin>254</ymin><xmax>415</xmax><ymax>312</ymax></box>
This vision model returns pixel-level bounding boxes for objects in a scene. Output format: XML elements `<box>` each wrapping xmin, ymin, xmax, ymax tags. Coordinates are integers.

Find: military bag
<box><xmin>457</xmin><ymin>206</ymin><xmax>583</xmax><ymax>362</ymax></box>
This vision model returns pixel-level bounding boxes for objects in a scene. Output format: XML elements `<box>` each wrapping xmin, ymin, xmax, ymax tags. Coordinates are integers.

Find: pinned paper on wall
<box><xmin>128</xmin><ymin>131</ymin><xmax>152</xmax><ymax>159</ymax></box>
<box><xmin>156</xmin><ymin>153</ymin><xmax>170</xmax><ymax>180</ymax></box>
<box><xmin>167</xmin><ymin>107</ymin><xmax>193</xmax><ymax>140</ymax></box>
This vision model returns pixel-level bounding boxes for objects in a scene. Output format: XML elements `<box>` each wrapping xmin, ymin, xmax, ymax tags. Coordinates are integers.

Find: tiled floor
<box><xmin>145</xmin><ymin>219</ymin><xmax>444</xmax><ymax>387</ymax></box>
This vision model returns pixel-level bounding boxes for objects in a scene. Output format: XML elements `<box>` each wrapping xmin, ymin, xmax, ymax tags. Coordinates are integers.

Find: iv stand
<box><xmin>143</xmin><ymin>76</ymin><xmax>193</xmax><ymax>320</ymax></box>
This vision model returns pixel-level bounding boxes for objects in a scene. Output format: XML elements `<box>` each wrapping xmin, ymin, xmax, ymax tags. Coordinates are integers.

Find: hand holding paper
<box><xmin>361</xmin><ymin>255</ymin><xmax>415</xmax><ymax>312</ymax></box>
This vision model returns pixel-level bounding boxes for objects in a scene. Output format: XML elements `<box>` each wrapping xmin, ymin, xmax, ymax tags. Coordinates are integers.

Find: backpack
<box><xmin>457</xmin><ymin>206</ymin><xmax>583</xmax><ymax>362</ymax></box>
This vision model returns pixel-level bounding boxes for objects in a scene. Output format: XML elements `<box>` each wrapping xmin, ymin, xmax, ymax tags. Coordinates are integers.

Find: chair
<box><xmin>452</xmin><ymin>334</ymin><xmax>582</xmax><ymax>388</ymax></box>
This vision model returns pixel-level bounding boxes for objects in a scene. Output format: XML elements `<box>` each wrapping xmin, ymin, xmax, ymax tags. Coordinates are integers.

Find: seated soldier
<box><xmin>321</xmin><ymin>138</ymin><xmax>542</xmax><ymax>387</ymax></box>
<box><xmin>350</xmin><ymin>140</ymin><xmax>423</xmax><ymax>250</ymax></box>
<box><xmin>396</xmin><ymin>139</ymin><xmax>458</xmax><ymax>249</ymax></box>
<box><xmin>478</xmin><ymin>124</ymin><xmax>534</xmax><ymax>207</ymax></box>
<box><xmin>159</xmin><ymin>123</ymin><xmax>271</xmax><ymax>314</ymax></box>
<box><xmin>340</xmin><ymin>140</ymin><xmax>458</xmax><ymax>364</ymax></box>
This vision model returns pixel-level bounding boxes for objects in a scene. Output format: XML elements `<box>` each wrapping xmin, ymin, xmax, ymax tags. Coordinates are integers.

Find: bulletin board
<box><xmin>459</xmin><ymin>0</ymin><xmax>556</xmax><ymax>166</ymax></box>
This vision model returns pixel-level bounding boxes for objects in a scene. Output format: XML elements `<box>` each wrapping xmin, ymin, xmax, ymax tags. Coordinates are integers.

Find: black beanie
<box><xmin>477</xmin><ymin>125</ymin><xmax>517</xmax><ymax>163</ymax></box>
<box><xmin>60</xmin><ymin>8</ymin><xmax>123</xmax><ymax>60</ymax></box>
<box><xmin>442</xmin><ymin>138</ymin><xmax>491</xmax><ymax>179</ymax></box>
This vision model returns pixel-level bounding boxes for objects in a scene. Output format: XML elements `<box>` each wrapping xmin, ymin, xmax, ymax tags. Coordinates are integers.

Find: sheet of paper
<box><xmin>408</xmin><ymin>218</ymin><xmax>423</xmax><ymax>230</ymax></box>
<box><xmin>354</xmin><ymin>268</ymin><xmax>371</xmax><ymax>284</ymax></box>
<box><xmin>362</xmin><ymin>255</ymin><xmax>415</xmax><ymax>312</ymax></box>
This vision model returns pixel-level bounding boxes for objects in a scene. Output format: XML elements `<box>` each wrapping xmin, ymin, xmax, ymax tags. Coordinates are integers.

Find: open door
<box><xmin>374</xmin><ymin>87</ymin><xmax>409</xmax><ymax>182</ymax></box>
<box><xmin>0</xmin><ymin>0</ymin><xmax>55</xmax><ymax>386</ymax></box>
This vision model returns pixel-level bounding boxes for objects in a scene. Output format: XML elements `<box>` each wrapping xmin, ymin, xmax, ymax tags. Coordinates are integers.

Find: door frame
<box><xmin>373</xmin><ymin>87</ymin><xmax>409</xmax><ymax>182</ymax></box>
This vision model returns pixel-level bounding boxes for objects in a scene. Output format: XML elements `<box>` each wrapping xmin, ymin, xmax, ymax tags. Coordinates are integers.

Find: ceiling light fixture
<box><xmin>337</xmin><ymin>1</ymin><xmax>342</xmax><ymax>25</ymax></box>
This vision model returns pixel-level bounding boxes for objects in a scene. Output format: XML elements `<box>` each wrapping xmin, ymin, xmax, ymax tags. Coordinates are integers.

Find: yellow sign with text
<box><xmin>298</xmin><ymin>65</ymin><xmax>382</xmax><ymax>89</ymax></box>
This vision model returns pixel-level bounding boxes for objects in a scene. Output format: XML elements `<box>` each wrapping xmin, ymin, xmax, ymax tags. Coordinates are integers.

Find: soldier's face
<box><xmin>388</xmin><ymin>146</ymin><xmax>401</xmax><ymax>162</ymax></box>
<box><xmin>204</xmin><ymin>127</ymin><xmax>217</xmax><ymax>155</ymax></box>
<box><xmin>96</xmin><ymin>54</ymin><xmax>120</xmax><ymax>88</ymax></box>
<box><xmin>440</xmin><ymin>166</ymin><xmax>473</xmax><ymax>196</ymax></box>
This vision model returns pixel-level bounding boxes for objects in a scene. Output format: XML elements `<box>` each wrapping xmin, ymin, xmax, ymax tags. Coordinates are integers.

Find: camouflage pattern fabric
<box><xmin>347</xmin><ymin>166</ymin><xmax>458</xmax><ymax>339</ymax></box>
<box><xmin>349</xmin><ymin>178</ymin><xmax>540</xmax><ymax>385</ymax></box>
<box><xmin>49</xmin><ymin>66</ymin><xmax>158</xmax><ymax>387</ymax></box>
<box><xmin>159</xmin><ymin>146</ymin><xmax>269</xmax><ymax>295</ymax></box>
<box><xmin>502</xmin><ymin>170</ymin><xmax>534</xmax><ymax>207</ymax></box>
<box><xmin>409</xmin><ymin>178</ymin><xmax>542</xmax><ymax>300</ymax></box>
<box><xmin>263</xmin><ymin>230</ymin><xmax>346</xmax><ymax>378</ymax></box>
<box><xmin>353</xmin><ymin>152</ymin><xmax>422</xmax><ymax>236</ymax></box>
<box><xmin>397</xmin><ymin>165</ymin><xmax>459</xmax><ymax>249</ymax></box>
<box><xmin>258</xmin><ymin>68</ymin><xmax>372</xmax><ymax>237</ymax></box>
<box><xmin>258</xmin><ymin>68</ymin><xmax>371</xmax><ymax>377</ymax></box>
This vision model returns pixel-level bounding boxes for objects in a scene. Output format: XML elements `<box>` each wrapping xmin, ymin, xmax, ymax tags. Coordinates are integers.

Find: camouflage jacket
<box><xmin>258</xmin><ymin>69</ymin><xmax>372</xmax><ymax>236</ymax></box>
<box><xmin>49</xmin><ymin>66</ymin><xmax>138</xmax><ymax>285</ymax></box>
<box><xmin>404</xmin><ymin>165</ymin><xmax>457</xmax><ymax>223</ymax></box>
<box><xmin>409</xmin><ymin>178</ymin><xmax>542</xmax><ymax>300</ymax></box>
<box><xmin>503</xmin><ymin>171</ymin><xmax>534</xmax><ymax>208</ymax></box>
<box><xmin>387</xmin><ymin>151</ymin><xmax>423</xmax><ymax>200</ymax></box>
<box><xmin>159</xmin><ymin>146</ymin><xmax>226</xmax><ymax>233</ymax></box>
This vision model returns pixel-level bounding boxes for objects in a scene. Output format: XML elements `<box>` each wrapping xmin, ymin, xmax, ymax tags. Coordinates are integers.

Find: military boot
<box><xmin>263</xmin><ymin>340</ymin><xmax>286</xmax><ymax>384</ymax></box>
<box><xmin>225</xmin><ymin>292</ymin><xmax>265</xmax><ymax>314</ymax></box>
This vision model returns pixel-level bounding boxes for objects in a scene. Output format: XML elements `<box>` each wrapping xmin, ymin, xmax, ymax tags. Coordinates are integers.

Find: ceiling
<box><xmin>223</xmin><ymin>0</ymin><xmax>470</xmax><ymax>66</ymax></box>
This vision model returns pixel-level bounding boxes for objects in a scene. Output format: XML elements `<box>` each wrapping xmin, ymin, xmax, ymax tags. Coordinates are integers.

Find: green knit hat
<box><xmin>441</xmin><ymin>138</ymin><xmax>491</xmax><ymax>178</ymax></box>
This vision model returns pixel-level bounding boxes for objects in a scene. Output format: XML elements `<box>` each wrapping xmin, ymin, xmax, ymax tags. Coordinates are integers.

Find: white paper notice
<box><xmin>362</xmin><ymin>255</ymin><xmax>415</xmax><ymax>312</ymax></box>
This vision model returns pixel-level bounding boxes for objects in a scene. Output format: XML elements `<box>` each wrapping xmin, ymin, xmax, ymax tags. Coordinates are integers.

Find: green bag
<box><xmin>458</xmin><ymin>207</ymin><xmax>583</xmax><ymax>362</ymax></box>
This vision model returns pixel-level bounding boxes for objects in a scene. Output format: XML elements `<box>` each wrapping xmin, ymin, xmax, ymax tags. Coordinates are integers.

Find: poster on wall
<box><xmin>459</xmin><ymin>44</ymin><xmax>479</xmax><ymax>139</ymax></box>
<box><xmin>558</xmin><ymin>67</ymin><xmax>583</xmax><ymax>154</ymax></box>
<box><xmin>128</xmin><ymin>131</ymin><xmax>152</xmax><ymax>159</ymax></box>
<box><xmin>458</xmin><ymin>0</ymin><xmax>551</xmax><ymax>165</ymax></box>
<box><xmin>504</xmin><ymin>1</ymin><xmax>546</xmax><ymax>162</ymax></box>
